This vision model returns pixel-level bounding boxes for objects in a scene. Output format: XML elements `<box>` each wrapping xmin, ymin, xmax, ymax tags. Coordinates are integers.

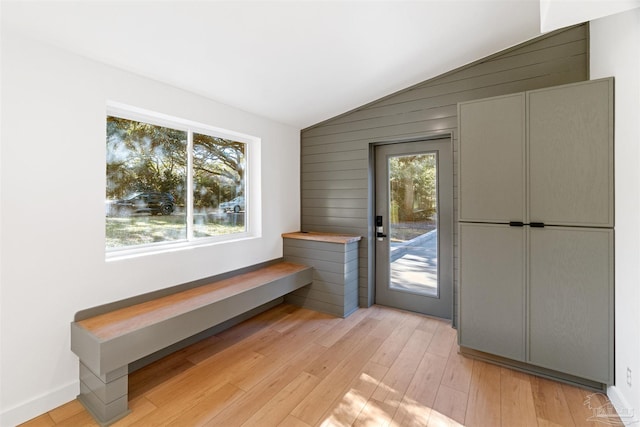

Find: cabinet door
<box><xmin>459</xmin><ymin>223</ymin><xmax>526</xmax><ymax>361</ymax></box>
<box><xmin>528</xmin><ymin>78</ymin><xmax>614</xmax><ymax>227</ymax></box>
<box><xmin>458</xmin><ymin>94</ymin><xmax>526</xmax><ymax>223</ymax></box>
<box><xmin>528</xmin><ymin>227</ymin><xmax>613</xmax><ymax>383</ymax></box>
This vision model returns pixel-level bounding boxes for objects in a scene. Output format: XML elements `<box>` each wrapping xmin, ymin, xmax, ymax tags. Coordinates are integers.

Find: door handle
<box><xmin>376</xmin><ymin>215</ymin><xmax>386</xmax><ymax>240</ymax></box>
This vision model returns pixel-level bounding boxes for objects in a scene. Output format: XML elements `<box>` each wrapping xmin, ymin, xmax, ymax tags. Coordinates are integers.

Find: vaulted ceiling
<box><xmin>3</xmin><ymin>1</ymin><xmax>549</xmax><ymax>128</ymax></box>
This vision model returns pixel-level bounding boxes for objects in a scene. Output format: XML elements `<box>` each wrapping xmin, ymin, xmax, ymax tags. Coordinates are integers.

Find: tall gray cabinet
<box><xmin>458</xmin><ymin>78</ymin><xmax>614</xmax><ymax>386</ymax></box>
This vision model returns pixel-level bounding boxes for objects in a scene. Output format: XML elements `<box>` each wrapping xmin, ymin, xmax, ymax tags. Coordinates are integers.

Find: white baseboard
<box><xmin>0</xmin><ymin>381</ymin><xmax>78</xmax><ymax>427</ymax></box>
<box><xmin>607</xmin><ymin>385</ymin><xmax>640</xmax><ymax>426</ymax></box>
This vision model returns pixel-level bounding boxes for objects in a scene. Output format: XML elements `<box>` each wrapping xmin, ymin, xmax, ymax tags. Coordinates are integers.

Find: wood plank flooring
<box><xmin>21</xmin><ymin>304</ymin><xmax>621</xmax><ymax>427</ymax></box>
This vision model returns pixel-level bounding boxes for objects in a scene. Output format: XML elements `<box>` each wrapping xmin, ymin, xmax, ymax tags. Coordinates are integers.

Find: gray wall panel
<box><xmin>303</xmin><ymin>159</ymin><xmax>369</xmax><ymax>172</ymax></box>
<box><xmin>303</xmin><ymin>140</ymin><xmax>373</xmax><ymax>154</ymax></box>
<box><xmin>302</xmin><ymin>189</ymin><xmax>368</xmax><ymax>200</ymax></box>
<box><xmin>303</xmin><ymin>150</ymin><xmax>369</xmax><ymax>163</ymax></box>
<box><xmin>366</xmin><ymin>41</ymin><xmax>587</xmax><ymax>108</ymax></box>
<box><xmin>301</xmin><ymin>225</ymin><xmax>369</xmax><ymax>237</ymax></box>
<box><xmin>300</xmin><ymin>24</ymin><xmax>589</xmax><ymax>325</ymax></box>
<box><xmin>302</xmin><ymin>179</ymin><xmax>369</xmax><ymax>190</ymax></box>
<box><xmin>434</xmin><ymin>39</ymin><xmax>587</xmax><ymax>84</ymax></box>
<box><xmin>303</xmin><ymin>169</ymin><xmax>368</xmax><ymax>181</ymax></box>
<box><xmin>302</xmin><ymin>207</ymin><xmax>368</xmax><ymax>219</ymax></box>
<box><xmin>302</xmin><ymin>198</ymin><xmax>368</xmax><ymax>209</ymax></box>
<box><xmin>307</xmin><ymin>65</ymin><xmax>586</xmax><ymax>137</ymax></box>
<box><xmin>304</xmin><ymin>105</ymin><xmax>458</xmax><ymax>138</ymax></box>
<box><xmin>302</xmin><ymin>216</ymin><xmax>366</xmax><ymax>229</ymax></box>
<box><xmin>304</xmin><ymin>118</ymin><xmax>458</xmax><ymax>146</ymax></box>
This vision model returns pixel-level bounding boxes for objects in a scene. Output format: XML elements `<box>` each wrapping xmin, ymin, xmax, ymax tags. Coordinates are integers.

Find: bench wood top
<box><xmin>77</xmin><ymin>262</ymin><xmax>310</xmax><ymax>341</ymax></box>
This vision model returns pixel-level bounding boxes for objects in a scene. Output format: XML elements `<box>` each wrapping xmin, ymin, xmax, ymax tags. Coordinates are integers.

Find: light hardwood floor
<box><xmin>21</xmin><ymin>304</ymin><xmax>621</xmax><ymax>426</ymax></box>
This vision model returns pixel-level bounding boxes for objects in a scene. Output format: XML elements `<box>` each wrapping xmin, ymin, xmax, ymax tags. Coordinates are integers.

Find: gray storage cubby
<box><xmin>282</xmin><ymin>232</ymin><xmax>361</xmax><ymax>317</ymax></box>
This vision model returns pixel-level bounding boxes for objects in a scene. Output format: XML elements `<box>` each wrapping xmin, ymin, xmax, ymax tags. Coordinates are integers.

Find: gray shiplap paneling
<box><xmin>302</xmin><ymin>68</ymin><xmax>586</xmax><ymax>146</ymax></box>
<box><xmin>302</xmin><ymin>216</ymin><xmax>365</xmax><ymax>229</ymax></box>
<box><xmin>283</xmin><ymin>245</ymin><xmax>358</xmax><ymax>264</ymax></box>
<box><xmin>303</xmin><ymin>149</ymin><xmax>369</xmax><ymax>164</ymax></box>
<box><xmin>302</xmin><ymin>198</ymin><xmax>369</xmax><ymax>209</ymax></box>
<box><xmin>303</xmin><ymin>169</ymin><xmax>368</xmax><ymax>181</ymax></box>
<box><xmin>300</xmin><ymin>24</ymin><xmax>589</xmax><ymax>326</ymax></box>
<box><xmin>302</xmin><ymin>208</ymin><xmax>368</xmax><ymax>219</ymax></box>
<box><xmin>305</xmin><ymin>55</ymin><xmax>586</xmax><ymax>133</ymax></box>
<box><xmin>317</xmin><ymin>37</ymin><xmax>587</xmax><ymax>127</ymax></box>
<box><xmin>303</xmin><ymin>189</ymin><xmax>368</xmax><ymax>199</ymax></box>
<box><xmin>303</xmin><ymin>159</ymin><xmax>369</xmax><ymax>172</ymax></box>
<box><xmin>302</xmin><ymin>179</ymin><xmax>369</xmax><ymax>190</ymax></box>
<box><xmin>283</xmin><ymin>238</ymin><xmax>359</xmax><ymax>317</ymax></box>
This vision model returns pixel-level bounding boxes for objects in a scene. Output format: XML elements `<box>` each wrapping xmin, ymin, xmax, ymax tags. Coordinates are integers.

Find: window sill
<box><xmin>105</xmin><ymin>232</ymin><xmax>259</xmax><ymax>262</ymax></box>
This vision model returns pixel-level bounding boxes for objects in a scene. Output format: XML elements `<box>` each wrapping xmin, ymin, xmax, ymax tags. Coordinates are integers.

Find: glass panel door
<box><xmin>388</xmin><ymin>152</ymin><xmax>439</xmax><ymax>296</ymax></box>
<box><xmin>375</xmin><ymin>139</ymin><xmax>452</xmax><ymax>319</ymax></box>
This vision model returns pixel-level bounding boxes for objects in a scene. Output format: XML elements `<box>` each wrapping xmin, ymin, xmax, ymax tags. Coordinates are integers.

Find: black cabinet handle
<box><xmin>509</xmin><ymin>221</ymin><xmax>524</xmax><ymax>227</ymax></box>
<box><xmin>530</xmin><ymin>222</ymin><xmax>545</xmax><ymax>228</ymax></box>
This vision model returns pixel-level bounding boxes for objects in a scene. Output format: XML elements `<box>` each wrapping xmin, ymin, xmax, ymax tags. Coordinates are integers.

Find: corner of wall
<box><xmin>589</xmin><ymin>7</ymin><xmax>640</xmax><ymax>424</ymax></box>
<box><xmin>607</xmin><ymin>385</ymin><xmax>640</xmax><ymax>426</ymax></box>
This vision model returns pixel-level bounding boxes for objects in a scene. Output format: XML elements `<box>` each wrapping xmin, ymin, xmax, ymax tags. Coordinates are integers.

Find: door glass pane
<box><xmin>388</xmin><ymin>153</ymin><xmax>438</xmax><ymax>296</ymax></box>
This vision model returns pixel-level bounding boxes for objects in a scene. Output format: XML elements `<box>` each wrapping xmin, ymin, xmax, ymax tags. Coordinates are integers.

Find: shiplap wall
<box><xmin>300</xmin><ymin>24</ymin><xmax>589</xmax><ymax>324</ymax></box>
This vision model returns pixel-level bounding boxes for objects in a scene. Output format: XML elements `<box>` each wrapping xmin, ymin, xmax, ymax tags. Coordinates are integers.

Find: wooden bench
<box><xmin>70</xmin><ymin>261</ymin><xmax>312</xmax><ymax>426</ymax></box>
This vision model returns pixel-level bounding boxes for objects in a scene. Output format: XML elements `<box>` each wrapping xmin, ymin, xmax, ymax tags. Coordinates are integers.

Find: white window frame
<box><xmin>106</xmin><ymin>101</ymin><xmax>261</xmax><ymax>260</ymax></box>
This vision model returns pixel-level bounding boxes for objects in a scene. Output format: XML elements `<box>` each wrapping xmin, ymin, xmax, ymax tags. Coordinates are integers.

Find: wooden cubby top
<box><xmin>282</xmin><ymin>231</ymin><xmax>362</xmax><ymax>244</ymax></box>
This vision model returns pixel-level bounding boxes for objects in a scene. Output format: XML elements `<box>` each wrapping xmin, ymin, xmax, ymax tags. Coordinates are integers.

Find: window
<box><xmin>106</xmin><ymin>105</ymin><xmax>255</xmax><ymax>254</ymax></box>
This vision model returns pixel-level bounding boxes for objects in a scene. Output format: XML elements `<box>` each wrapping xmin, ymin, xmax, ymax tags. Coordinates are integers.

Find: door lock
<box><xmin>376</xmin><ymin>215</ymin><xmax>386</xmax><ymax>240</ymax></box>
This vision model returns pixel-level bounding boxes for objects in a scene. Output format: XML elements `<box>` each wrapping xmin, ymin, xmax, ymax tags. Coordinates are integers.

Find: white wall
<box><xmin>590</xmin><ymin>8</ymin><xmax>640</xmax><ymax>425</ymax></box>
<box><xmin>540</xmin><ymin>0</ymin><xmax>640</xmax><ymax>32</ymax></box>
<box><xmin>0</xmin><ymin>31</ymin><xmax>301</xmax><ymax>425</ymax></box>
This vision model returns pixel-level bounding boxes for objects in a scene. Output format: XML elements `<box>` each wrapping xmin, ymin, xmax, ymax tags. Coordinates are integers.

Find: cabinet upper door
<box><xmin>459</xmin><ymin>93</ymin><xmax>526</xmax><ymax>223</ymax></box>
<box><xmin>528</xmin><ymin>78</ymin><xmax>614</xmax><ymax>227</ymax></box>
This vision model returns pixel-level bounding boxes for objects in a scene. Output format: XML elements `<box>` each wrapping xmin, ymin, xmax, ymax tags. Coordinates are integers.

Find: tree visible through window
<box><xmin>388</xmin><ymin>153</ymin><xmax>437</xmax><ymax>241</ymax></box>
<box><xmin>106</xmin><ymin>115</ymin><xmax>247</xmax><ymax>250</ymax></box>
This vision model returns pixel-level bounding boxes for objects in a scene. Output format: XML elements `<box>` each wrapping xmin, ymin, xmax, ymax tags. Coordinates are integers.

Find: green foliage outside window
<box><xmin>106</xmin><ymin>115</ymin><xmax>247</xmax><ymax>250</ymax></box>
<box><xmin>106</xmin><ymin>117</ymin><xmax>188</xmax><ymax>199</ymax></box>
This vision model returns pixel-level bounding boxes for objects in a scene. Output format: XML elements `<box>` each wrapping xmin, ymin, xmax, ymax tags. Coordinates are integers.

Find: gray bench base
<box><xmin>78</xmin><ymin>364</ymin><xmax>130</xmax><ymax>426</ymax></box>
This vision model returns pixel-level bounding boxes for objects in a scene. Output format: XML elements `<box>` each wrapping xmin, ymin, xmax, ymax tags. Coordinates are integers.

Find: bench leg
<box><xmin>77</xmin><ymin>363</ymin><xmax>130</xmax><ymax>426</ymax></box>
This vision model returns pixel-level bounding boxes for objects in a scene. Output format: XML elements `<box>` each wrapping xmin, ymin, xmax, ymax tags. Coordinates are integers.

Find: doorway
<box><xmin>374</xmin><ymin>138</ymin><xmax>453</xmax><ymax>319</ymax></box>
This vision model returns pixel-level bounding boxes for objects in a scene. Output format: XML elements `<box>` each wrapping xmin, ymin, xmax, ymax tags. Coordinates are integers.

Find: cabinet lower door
<box><xmin>528</xmin><ymin>227</ymin><xmax>613</xmax><ymax>383</ymax></box>
<box><xmin>459</xmin><ymin>223</ymin><xmax>526</xmax><ymax>361</ymax></box>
